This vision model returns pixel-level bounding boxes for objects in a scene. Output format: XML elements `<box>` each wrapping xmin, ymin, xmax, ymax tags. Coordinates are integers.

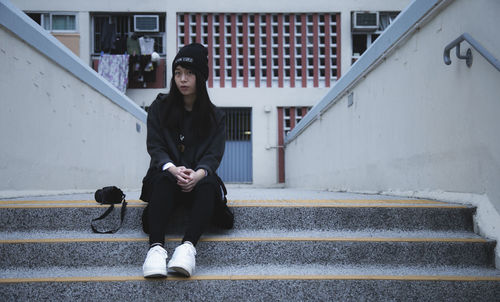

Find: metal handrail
<box><xmin>444</xmin><ymin>33</ymin><xmax>500</xmax><ymax>72</ymax></box>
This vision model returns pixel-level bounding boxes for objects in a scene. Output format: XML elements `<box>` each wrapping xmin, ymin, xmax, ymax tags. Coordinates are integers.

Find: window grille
<box><xmin>92</xmin><ymin>14</ymin><xmax>165</xmax><ymax>55</ymax></box>
<box><xmin>177</xmin><ymin>13</ymin><xmax>340</xmax><ymax>88</ymax></box>
<box><xmin>281</xmin><ymin>106</ymin><xmax>311</xmax><ymax>136</ymax></box>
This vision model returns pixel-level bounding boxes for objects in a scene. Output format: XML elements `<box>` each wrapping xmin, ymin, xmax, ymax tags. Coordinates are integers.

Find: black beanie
<box><xmin>172</xmin><ymin>43</ymin><xmax>209</xmax><ymax>81</ymax></box>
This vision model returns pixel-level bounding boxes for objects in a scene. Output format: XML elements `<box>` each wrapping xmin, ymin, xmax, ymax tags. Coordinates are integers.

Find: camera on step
<box><xmin>94</xmin><ymin>186</ymin><xmax>125</xmax><ymax>205</ymax></box>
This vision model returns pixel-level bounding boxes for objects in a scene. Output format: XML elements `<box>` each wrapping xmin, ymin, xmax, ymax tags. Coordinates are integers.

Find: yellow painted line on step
<box><xmin>0</xmin><ymin>204</ymin><xmax>145</xmax><ymax>209</ymax></box>
<box><xmin>0</xmin><ymin>203</ymin><xmax>467</xmax><ymax>209</ymax></box>
<box><xmin>0</xmin><ymin>237</ymin><xmax>148</xmax><ymax>244</ymax></box>
<box><xmin>200</xmin><ymin>237</ymin><xmax>488</xmax><ymax>243</ymax></box>
<box><xmin>0</xmin><ymin>200</ymin><xmax>145</xmax><ymax>205</ymax></box>
<box><xmin>228</xmin><ymin>204</ymin><xmax>468</xmax><ymax>209</ymax></box>
<box><xmin>225</xmin><ymin>275</ymin><xmax>500</xmax><ymax>281</ymax></box>
<box><xmin>0</xmin><ymin>199</ymin><xmax>452</xmax><ymax>207</ymax></box>
<box><xmin>229</xmin><ymin>199</ymin><xmax>448</xmax><ymax>204</ymax></box>
<box><xmin>0</xmin><ymin>237</ymin><xmax>486</xmax><ymax>244</ymax></box>
<box><xmin>0</xmin><ymin>199</ymin><xmax>465</xmax><ymax>209</ymax></box>
<box><xmin>1</xmin><ymin>275</ymin><xmax>499</xmax><ymax>283</ymax></box>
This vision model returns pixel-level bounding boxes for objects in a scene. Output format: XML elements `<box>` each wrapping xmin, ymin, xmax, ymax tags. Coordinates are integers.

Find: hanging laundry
<box><xmin>128</xmin><ymin>55</ymin><xmax>157</xmax><ymax>87</ymax></box>
<box><xmin>127</xmin><ymin>33</ymin><xmax>141</xmax><ymax>56</ymax></box>
<box><xmin>100</xmin><ymin>22</ymin><xmax>116</xmax><ymax>53</ymax></box>
<box><xmin>111</xmin><ymin>34</ymin><xmax>127</xmax><ymax>54</ymax></box>
<box><xmin>138</xmin><ymin>36</ymin><xmax>155</xmax><ymax>55</ymax></box>
<box><xmin>98</xmin><ymin>54</ymin><xmax>130</xmax><ymax>93</ymax></box>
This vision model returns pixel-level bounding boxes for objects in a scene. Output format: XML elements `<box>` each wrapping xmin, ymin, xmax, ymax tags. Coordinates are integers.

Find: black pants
<box><xmin>147</xmin><ymin>172</ymin><xmax>217</xmax><ymax>246</ymax></box>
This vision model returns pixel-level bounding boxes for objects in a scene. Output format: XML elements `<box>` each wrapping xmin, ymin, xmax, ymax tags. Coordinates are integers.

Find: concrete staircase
<box><xmin>1</xmin><ymin>188</ymin><xmax>499</xmax><ymax>301</ymax></box>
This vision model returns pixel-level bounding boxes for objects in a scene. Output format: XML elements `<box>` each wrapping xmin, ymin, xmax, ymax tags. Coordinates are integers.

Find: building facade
<box><xmin>11</xmin><ymin>0</ymin><xmax>409</xmax><ymax>186</ymax></box>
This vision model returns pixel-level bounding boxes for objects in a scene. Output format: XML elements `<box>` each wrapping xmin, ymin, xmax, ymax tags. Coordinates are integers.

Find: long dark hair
<box><xmin>161</xmin><ymin>68</ymin><xmax>216</xmax><ymax>137</ymax></box>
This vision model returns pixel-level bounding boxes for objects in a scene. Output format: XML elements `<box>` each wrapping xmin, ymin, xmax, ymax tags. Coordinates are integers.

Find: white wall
<box><xmin>285</xmin><ymin>0</ymin><xmax>500</xmax><ymax>260</ymax></box>
<box><xmin>212</xmin><ymin>87</ymin><xmax>330</xmax><ymax>185</ymax></box>
<box><xmin>0</xmin><ymin>25</ymin><xmax>148</xmax><ymax>194</ymax></box>
<box><xmin>9</xmin><ymin>0</ymin><xmax>410</xmax><ymax>185</ymax></box>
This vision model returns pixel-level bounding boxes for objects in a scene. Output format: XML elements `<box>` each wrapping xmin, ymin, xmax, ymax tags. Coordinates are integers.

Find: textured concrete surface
<box><xmin>0</xmin><ymin>229</ymin><xmax>485</xmax><ymax>241</ymax></box>
<box><xmin>0</xmin><ymin>186</ymin><xmax>429</xmax><ymax>201</ymax></box>
<box><xmin>0</xmin><ymin>204</ymin><xmax>475</xmax><ymax>233</ymax></box>
<box><xmin>1</xmin><ymin>278</ymin><xmax>499</xmax><ymax>302</ymax></box>
<box><xmin>0</xmin><ymin>188</ymin><xmax>499</xmax><ymax>301</ymax></box>
<box><xmin>1</xmin><ymin>238</ymin><xmax>495</xmax><ymax>269</ymax></box>
<box><xmin>3</xmin><ymin>264</ymin><xmax>500</xmax><ymax>279</ymax></box>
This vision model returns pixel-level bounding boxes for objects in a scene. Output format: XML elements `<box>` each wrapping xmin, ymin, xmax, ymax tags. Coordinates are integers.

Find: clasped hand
<box><xmin>168</xmin><ymin>166</ymin><xmax>205</xmax><ymax>192</ymax></box>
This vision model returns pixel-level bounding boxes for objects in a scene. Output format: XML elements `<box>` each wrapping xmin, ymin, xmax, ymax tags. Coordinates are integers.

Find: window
<box><xmin>90</xmin><ymin>13</ymin><xmax>167</xmax><ymax>89</ymax></box>
<box><xmin>91</xmin><ymin>14</ymin><xmax>166</xmax><ymax>55</ymax></box>
<box><xmin>178</xmin><ymin>13</ymin><xmax>340</xmax><ymax>88</ymax></box>
<box><xmin>351</xmin><ymin>11</ymin><xmax>399</xmax><ymax>64</ymax></box>
<box><xmin>223</xmin><ymin>108</ymin><xmax>252</xmax><ymax>141</ymax></box>
<box><xmin>282</xmin><ymin>106</ymin><xmax>311</xmax><ymax>136</ymax></box>
<box><xmin>27</xmin><ymin>12</ymin><xmax>77</xmax><ymax>32</ymax></box>
<box><xmin>52</xmin><ymin>15</ymin><xmax>76</xmax><ymax>31</ymax></box>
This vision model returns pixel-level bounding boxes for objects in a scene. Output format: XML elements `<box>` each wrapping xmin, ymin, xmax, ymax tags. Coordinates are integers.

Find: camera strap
<box><xmin>91</xmin><ymin>197</ymin><xmax>127</xmax><ymax>234</ymax></box>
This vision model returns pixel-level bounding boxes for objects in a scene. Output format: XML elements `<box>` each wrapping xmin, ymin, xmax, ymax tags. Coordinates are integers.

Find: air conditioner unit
<box><xmin>134</xmin><ymin>15</ymin><xmax>159</xmax><ymax>32</ymax></box>
<box><xmin>352</xmin><ymin>12</ymin><xmax>379</xmax><ymax>31</ymax></box>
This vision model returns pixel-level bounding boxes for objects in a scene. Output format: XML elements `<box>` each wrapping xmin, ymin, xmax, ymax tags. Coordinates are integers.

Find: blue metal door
<box><xmin>217</xmin><ymin>108</ymin><xmax>252</xmax><ymax>183</ymax></box>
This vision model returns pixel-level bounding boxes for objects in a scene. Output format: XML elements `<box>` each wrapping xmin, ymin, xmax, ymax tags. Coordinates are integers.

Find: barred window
<box><xmin>177</xmin><ymin>13</ymin><xmax>340</xmax><ymax>88</ymax></box>
<box><xmin>281</xmin><ymin>106</ymin><xmax>311</xmax><ymax>136</ymax></box>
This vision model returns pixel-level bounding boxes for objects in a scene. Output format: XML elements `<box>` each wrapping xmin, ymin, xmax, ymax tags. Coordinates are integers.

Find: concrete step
<box><xmin>1</xmin><ymin>265</ymin><xmax>499</xmax><ymax>301</ymax></box>
<box><xmin>0</xmin><ymin>232</ymin><xmax>495</xmax><ymax>269</ymax></box>
<box><xmin>0</xmin><ymin>199</ymin><xmax>475</xmax><ymax>233</ymax></box>
<box><xmin>1</xmin><ymin>190</ymin><xmax>498</xmax><ymax>301</ymax></box>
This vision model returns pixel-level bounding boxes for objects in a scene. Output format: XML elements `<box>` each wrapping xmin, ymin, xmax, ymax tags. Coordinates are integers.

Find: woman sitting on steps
<box><xmin>140</xmin><ymin>43</ymin><xmax>226</xmax><ymax>278</ymax></box>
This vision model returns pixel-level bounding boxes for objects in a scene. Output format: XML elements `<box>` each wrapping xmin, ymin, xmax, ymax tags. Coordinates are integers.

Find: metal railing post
<box><xmin>444</xmin><ymin>33</ymin><xmax>500</xmax><ymax>72</ymax></box>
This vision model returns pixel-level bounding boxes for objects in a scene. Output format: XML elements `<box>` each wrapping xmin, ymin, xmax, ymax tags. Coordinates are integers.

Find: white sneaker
<box><xmin>142</xmin><ymin>245</ymin><xmax>168</xmax><ymax>278</ymax></box>
<box><xmin>167</xmin><ymin>241</ymin><xmax>196</xmax><ymax>277</ymax></box>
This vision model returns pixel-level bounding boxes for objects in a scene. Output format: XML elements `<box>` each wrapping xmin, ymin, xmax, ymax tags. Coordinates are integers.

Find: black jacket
<box><xmin>140</xmin><ymin>93</ymin><xmax>226</xmax><ymax>201</ymax></box>
<box><xmin>145</xmin><ymin>93</ymin><xmax>226</xmax><ymax>175</ymax></box>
